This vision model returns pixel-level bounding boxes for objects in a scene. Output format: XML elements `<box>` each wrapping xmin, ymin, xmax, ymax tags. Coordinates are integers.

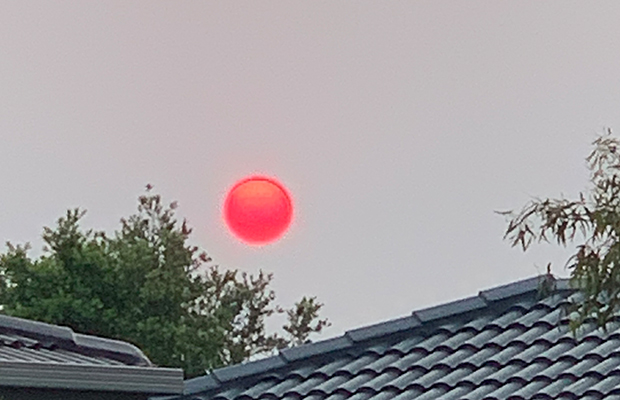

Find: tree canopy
<box><xmin>0</xmin><ymin>188</ymin><xmax>328</xmax><ymax>377</ymax></box>
<box><xmin>500</xmin><ymin>131</ymin><xmax>620</xmax><ymax>330</ymax></box>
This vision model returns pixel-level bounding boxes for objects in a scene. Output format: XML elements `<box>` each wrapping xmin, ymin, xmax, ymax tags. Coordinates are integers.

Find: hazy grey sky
<box><xmin>1</xmin><ymin>2</ymin><xmax>620</xmax><ymax>337</ymax></box>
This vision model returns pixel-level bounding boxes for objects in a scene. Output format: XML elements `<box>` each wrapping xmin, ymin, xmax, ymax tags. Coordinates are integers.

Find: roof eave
<box><xmin>0</xmin><ymin>361</ymin><xmax>184</xmax><ymax>395</ymax></box>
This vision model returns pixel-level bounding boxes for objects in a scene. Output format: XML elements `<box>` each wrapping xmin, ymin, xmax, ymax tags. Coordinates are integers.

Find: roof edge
<box><xmin>0</xmin><ymin>361</ymin><xmax>183</xmax><ymax>395</ymax></box>
<box><xmin>479</xmin><ymin>275</ymin><xmax>567</xmax><ymax>302</ymax></box>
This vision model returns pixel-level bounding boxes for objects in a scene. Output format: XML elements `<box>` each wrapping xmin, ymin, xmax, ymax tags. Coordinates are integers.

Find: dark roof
<box><xmin>0</xmin><ymin>314</ymin><xmax>183</xmax><ymax>395</ymax></box>
<box><xmin>177</xmin><ymin>276</ymin><xmax>620</xmax><ymax>400</ymax></box>
<box><xmin>0</xmin><ymin>313</ymin><xmax>149</xmax><ymax>366</ymax></box>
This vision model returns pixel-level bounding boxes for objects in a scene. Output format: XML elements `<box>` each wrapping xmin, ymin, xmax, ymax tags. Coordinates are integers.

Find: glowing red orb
<box><xmin>223</xmin><ymin>176</ymin><xmax>293</xmax><ymax>245</ymax></box>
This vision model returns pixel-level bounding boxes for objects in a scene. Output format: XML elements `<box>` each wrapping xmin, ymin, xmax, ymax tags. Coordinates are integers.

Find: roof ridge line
<box><xmin>347</xmin><ymin>275</ymin><xmax>571</xmax><ymax>344</ymax></box>
<box><xmin>183</xmin><ymin>275</ymin><xmax>574</xmax><ymax>396</ymax></box>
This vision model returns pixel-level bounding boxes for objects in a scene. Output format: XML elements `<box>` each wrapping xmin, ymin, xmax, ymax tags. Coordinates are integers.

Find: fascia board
<box><xmin>0</xmin><ymin>361</ymin><xmax>183</xmax><ymax>395</ymax></box>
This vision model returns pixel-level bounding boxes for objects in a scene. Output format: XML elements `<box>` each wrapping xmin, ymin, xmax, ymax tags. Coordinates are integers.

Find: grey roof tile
<box><xmin>414</xmin><ymin>296</ymin><xmax>487</xmax><ymax>323</ymax></box>
<box><xmin>489</xmin><ymin>308</ymin><xmax>528</xmax><ymax>329</ymax></box>
<box><xmin>560</xmin><ymin>338</ymin><xmax>600</xmax><ymax>359</ymax></box>
<box><xmin>507</xmin><ymin>379</ymin><xmax>551</xmax><ymax>399</ymax></box>
<box><xmin>437</xmin><ymin>346</ymin><xmax>477</xmax><ymax>368</ymax></box>
<box><xmin>536</xmin><ymin>306</ymin><xmax>565</xmax><ymax>325</ymax></box>
<box><xmin>513</xmin><ymin>342</ymin><xmax>552</xmax><ymax>364</ymax></box>
<box><xmin>512</xmin><ymin>307</ymin><xmax>553</xmax><ymax>328</ymax></box>
<box><xmin>283</xmin><ymin>363</ymin><xmax>319</xmax><ymax>380</ymax></box>
<box><xmin>315</xmin><ymin>357</ymin><xmax>356</xmax><ymax>376</ymax></box>
<box><xmin>322</xmin><ymin>392</ymin><xmax>349</xmax><ymax>400</ymax></box>
<box><xmin>483</xmin><ymin>324</ymin><xmax>525</xmax><ymax>345</ymax></box>
<box><xmin>460</xmin><ymin>327</ymin><xmax>501</xmax><ymax>348</ymax></box>
<box><xmin>280</xmin><ymin>337</ymin><xmax>353</xmax><ymax>362</ymax></box>
<box><xmin>439</xmin><ymin>330</ymin><xmax>477</xmax><ymax>350</ymax></box>
<box><xmin>588</xmin><ymin>336</ymin><xmax>620</xmax><ymax>358</ymax></box>
<box><xmin>531</xmin><ymin>324</ymin><xmax>569</xmax><ymax>344</ymax></box>
<box><xmin>561</xmin><ymin>357</ymin><xmax>602</xmax><ymax>377</ymax></box>
<box><xmin>408</xmin><ymin>365</ymin><xmax>450</xmax><ymax>388</ymax></box>
<box><xmin>176</xmin><ymin>276</ymin><xmax>620</xmax><ymax>400</ymax></box>
<box><xmin>438</xmin><ymin>384</ymin><xmax>476</xmax><ymax>400</ymax></box>
<box><xmin>213</xmin><ymin>357</ymin><xmax>287</xmax><ymax>383</ymax></box>
<box><xmin>364</xmin><ymin>388</ymin><xmax>400</xmax><ymax>400</ymax></box>
<box><xmin>384</xmin><ymin>369</ymin><xmax>425</xmax><ymax>390</ymax></box>
<box><xmin>340</xmin><ymin>353</ymin><xmax>381</xmax><ymax>375</ymax></box>
<box><xmin>361</xmin><ymin>369</ymin><xmax>400</xmax><ymax>391</ymax></box>
<box><xmin>534</xmin><ymin>340</ymin><xmax>573</xmax><ymax>362</ymax></box>
<box><xmin>348</xmin><ymin>391</ymin><xmax>374</xmax><ymax>400</ymax></box>
<box><xmin>459</xmin><ymin>345</ymin><xmax>501</xmax><ymax>368</ymax></box>
<box><xmin>390</xmin><ymin>336</ymin><xmax>425</xmax><ymax>354</ymax></box>
<box><xmin>463</xmin><ymin>364</ymin><xmax>500</xmax><ymax>385</ymax></box>
<box><xmin>433</xmin><ymin>364</ymin><xmax>475</xmax><ymax>387</ymax></box>
<box><xmin>413</xmin><ymin>347</ymin><xmax>452</xmax><ymax>370</ymax></box>
<box><xmin>361</xmin><ymin>353</ymin><xmax>401</xmax><ymax>373</ymax></box>
<box><xmin>482</xmin><ymin>362</ymin><xmax>524</xmax><ymax>384</ymax></box>
<box><xmin>511</xmin><ymin>326</ymin><xmax>551</xmax><ymax>348</ymax></box>
<box><xmin>388</xmin><ymin>386</ymin><xmax>424</xmax><ymax>400</ymax></box>
<box><xmin>278</xmin><ymin>394</ymin><xmax>303</xmax><ymax>400</ymax></box>
<box><xmin>592</xmin><ymin>356</ymin><xmax>620</xmax><ymax>375</ymax></box>
<box><xmin>455</xmin><ymin>381</ymin><xmax>499</xmax><ymax>399</ymax></box>
<box><xmin>389</xmin><ymin>349</ymin><xmax>427</xmax><ymax>371</ymax></box>
<box><xmin>235</xmin><ymin>377</ymin><xmax>280</xmax><ymax>399</ymax></box>
<box><xmin>346</xmin><ymin>391</ymin><xmax>374</xmax><ymax>400</ymax></box>
<box><xmin>263</xmin><ymin>376</ymin><xmax>306</xmax><ymax>397</ymax></box>
<box><xmin>337</xmin><ymin>371</ymin><xmax>376</xmax><ymax>393</ymax></box>
<box><xmin>411</xmin><ymin>385</ymin><xmax>449</xmax><ymax>400</ymax></box>
<box><xmin>536</xmin><ymin>376</ymin><xmax>577</xmax><ymax>398</ymax></box>
<box><xmin>308</xmin><ymin>373</ymin><xmax>351</xmax><ymax>395</ymax></box>
<box><xmin>484</xmin><ymin>342</ymin><xmax>526</xmax><ymax>365</ymax></box>
<box><xmin>588</xmin><ymin>374</ymin><xmax>620</xmax><ymax>395</ymax></box>
<box><xmin>210</xmin><ymin>384</ymin><xmax>244</xmax><ymax>400</ymax></box>
<box><xmin>478</xmin><ymin>276</ymin><xmax>543</xmax><ymax>302</ymax></box>
<box><xmin>561</xmin><ymin>375</ymin><xmax>602</xmax><ymax>397</ymax></box>
<box><xmin>462</xmin><ymin>314</ymin><xmax>495</xmax><ymax>331</ymax></box>
<box><xmin>346</xmin><ymin>316</ymin><xmax>421</xmax><ymax>343</ymax></box>
<box><xmin>510</xmin><ymin>359</ymin><xmax>552</xmax><ymax>380</ymax></box>
<box><xmin>184</xmin><ymin>374</ymin><xmax>220</xmax><ymax>394</ymax></box>
<box><xmin>482</xmin><ymin>380</ymin><xmax>527</xmax><ymax>399</ymax></box>
<box><xmin>535</xmin><ymin>358</ymin><xmax>575</xmax><ymax>380</ymax></box>
<box><xmin>402</xmin><ymin>331</ymin><xmax>451</xmax><ymax>353</ymax></box>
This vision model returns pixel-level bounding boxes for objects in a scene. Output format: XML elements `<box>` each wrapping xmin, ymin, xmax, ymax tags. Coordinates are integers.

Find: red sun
<box><xmin>223</xmin><ymin>176</ymin><xmax>293</xmax><ymax>245</ymax></box>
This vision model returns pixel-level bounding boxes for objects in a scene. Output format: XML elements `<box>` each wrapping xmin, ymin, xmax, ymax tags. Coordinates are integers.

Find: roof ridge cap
<box><xmin>479</xmin><ymin>275</ymin><xmax>571</xmax><ymax>302</ymax></box>
<box><xmin>347</xmin><ymin>275</ymin><xmax>570</xmax><ymax>343</ymax></box>
<box><xmin>0</xmin><ymin>314</ymin><xmax>151</xmax><ymax>366</ymax></box>
<box><xmin>73</xmin><ymin>332</ymin><xmax>152</xmax><ymax>366</ymax></box>
<box><xmin>0</xmin><ymin>314</ymin><xmax>75</xmax><ymax>343</ymax></box>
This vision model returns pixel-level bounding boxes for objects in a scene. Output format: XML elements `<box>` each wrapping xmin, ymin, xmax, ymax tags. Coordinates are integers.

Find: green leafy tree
<box><xmin>500</xmin><ymin>130</ymin><xmax>620</xmax><ymax>330</ymax></box>
<box><xmin>0</xmin><ymin>188</ymin><xmax>328</xmax><ymax>377</ymax></box>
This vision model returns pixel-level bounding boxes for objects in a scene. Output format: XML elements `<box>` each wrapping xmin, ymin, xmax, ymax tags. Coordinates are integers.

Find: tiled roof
<box><xmin>178</xmin><ymin>276</ymin><xmax>620</xmax><ymax>400</ymax></box>
<box><xmin>0</xmin><ymin>313</ymin><xmax>150</xmax><ymax>366</ymax></box>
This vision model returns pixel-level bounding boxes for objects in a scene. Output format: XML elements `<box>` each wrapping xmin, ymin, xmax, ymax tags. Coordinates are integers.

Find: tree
<box><xmin>500</xmin><ymin>130</ymin><xmax>620</xmax><ymax>331</ymax></box>
<box><xmin>0</xmin><ymin>188</ymin><xmax>329</xmax><ymax>378</ymax></box>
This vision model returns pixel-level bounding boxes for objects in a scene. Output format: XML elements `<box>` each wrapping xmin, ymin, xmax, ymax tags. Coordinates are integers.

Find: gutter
<box><xmin>0</xmin><ymin>361</ymin><xmax>184</xmax><ymax>395</ymax></box>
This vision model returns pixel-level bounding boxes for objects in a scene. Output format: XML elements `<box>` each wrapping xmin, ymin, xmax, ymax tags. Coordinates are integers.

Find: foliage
<box><xmin>0</xmin><ymin>188</ymin><xmax>329</xmax><ymax>377</ymax></box>
<box><xmin>283</xmin><ymin>296</ymin><xmax>330</xmax><ymax>346</ymax></box>
<box><xmin>499</xmin><ymin>130</ymin><xmax>620</xmax><ymax>330</ymax></box>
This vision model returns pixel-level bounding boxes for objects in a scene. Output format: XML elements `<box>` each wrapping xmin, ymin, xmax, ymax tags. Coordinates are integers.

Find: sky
<box><xmin>1</xmin><ymin>2</ymin><xmax>620</xmax><ymax>338</ymax></box>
